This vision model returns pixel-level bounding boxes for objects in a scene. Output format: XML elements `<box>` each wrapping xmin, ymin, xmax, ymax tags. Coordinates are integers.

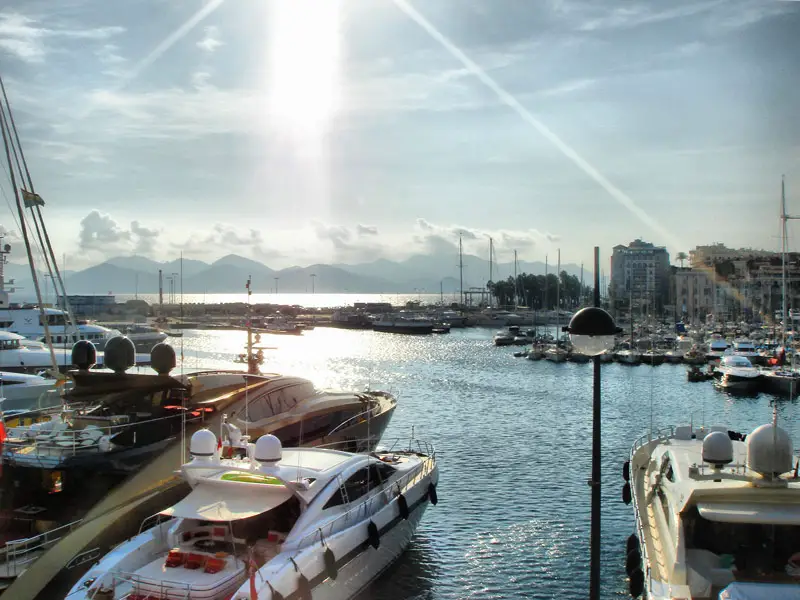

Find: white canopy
<box><xmin>161</xmin><ymin>483</ymin><xmax>293</xmax><ymax>521</ymax></box>
<box><xmin>698</xmin><ymin>502</ymin><xmax>800</xmax><ymax>526</ymax></box>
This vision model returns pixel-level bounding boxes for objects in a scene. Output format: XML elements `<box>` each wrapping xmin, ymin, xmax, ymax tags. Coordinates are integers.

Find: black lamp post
<box><xmin>562</xmin><ymin>247</ymin><xmax>621</xmax><ymax>600</ymax></box>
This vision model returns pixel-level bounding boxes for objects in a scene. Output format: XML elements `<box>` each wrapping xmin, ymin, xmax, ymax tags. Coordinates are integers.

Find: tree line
<box><xmin>488</xmin><ymin>272</ymin><xmax>592</xmax><ymax>309</ymax></box>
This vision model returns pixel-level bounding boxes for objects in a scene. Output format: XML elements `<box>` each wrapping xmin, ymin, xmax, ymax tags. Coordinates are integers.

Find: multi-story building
<box><xmin>677</xmin><ymin>244</ymin><xmax>800</xmax><ymax>322</ymax></box>
<box><xmin>674</xmin><ymin>268</ymin><xmax>714</xmax><ymax>322</ymax></box>
<box><xmin>610</xmin><ymin>239</ymin><xmax>671</xmax><ymax>315</ymax></box>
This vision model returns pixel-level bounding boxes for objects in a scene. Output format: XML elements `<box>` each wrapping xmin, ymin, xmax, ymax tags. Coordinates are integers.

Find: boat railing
<box><xmin>0</xmin><ymin>518</ymin><xmax>82</xmax><ymax>576</ymax></box>
<box><xmin>105</xmin><ymin>566</ymin><xmax>243</xmax><ymax>600</ymax></box>
<box><xmin>3</xmin><ymin>413</ymin><xmax>195</xmax><ymax>460</ymax></box>
<box><xmin>314</xmin><ymin>437</ymin><xmax>436</xmax><ymax>458</ymax></box>
<box><xmin>630</xmin><ymin>426</ymin><xmax>676</xmax><ymax>458</ymax></box>
<box><xmin>295</xmin><ymin>450</ymin><xmax>436</xmax><ymax>551</ymax></box>
<box><xmin>324</xmin><ymin>404</ymin><xmax>383</xmax><ymax>437</ymax></box>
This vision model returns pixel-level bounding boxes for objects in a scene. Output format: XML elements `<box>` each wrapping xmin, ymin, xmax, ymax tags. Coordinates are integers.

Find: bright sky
<box><xmin>0</xmin><ymin>0</ymin><xmax>798</xmax><ymax>270</ymax></box>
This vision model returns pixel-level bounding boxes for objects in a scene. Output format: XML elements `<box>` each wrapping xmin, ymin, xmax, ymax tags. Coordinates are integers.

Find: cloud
<box><xmin>313</xmin><ymin>222</ymin><xmax>385</xmax><ymax>262</ymax></box>
<box><xmin>0</xmin><ymin>225</ymin><xmax>20</xmax><ymax>243</ymax></box>
<box><xmin>0</xmin><ymin>11</ymin><xmax>124</xmax><ymax>63</ymax></box>
<box><xmin>131</xmin><ymin>220</ymin><xmax>159</xmax><ymax>253</ymax></box>
<box><xmin>196</xmin><ymin>25</ymin><xmax>222</xmax><ymax>53</ymax></box>
<box><xmin>172</xmin><ymin>223</ymin><xmax>281</xmax><ymax>261</ymax></box>
<box><xmin>412</xmin><ymin>219</ymin><xmax>560</xmax><ymax>259</ymax></box>
<box><xmin>574</xmin><ymin>2</ymin><xmax>725</xmax><ymax>32</ymax></box>
<box><xmin>356</xmin><ymin>224</ymin><xmax>378</xmax><ymax>236</ymax></box>
<box><xmin>79</xmin><ymin>210</ymin><xmax>132</xmax><ymax>251</ymax></box>
<box><xmin>78</xmin><ymin>210</ymin><xmax>164</xmax><ymax>257</ymax></box>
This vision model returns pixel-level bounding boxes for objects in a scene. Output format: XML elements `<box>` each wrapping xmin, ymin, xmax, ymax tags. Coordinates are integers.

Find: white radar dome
<box><xmin>746</xmin><ymin>424</ymin><xmax>793</xmax><ymax>477</ymax></box>
<box><xmin>702</xmin><ymin>431</ymin><xmax>734</xmax><ymax>468</ymax></box>
<box><xmin>190</xmin><ymin>429</ymin><xmax>218</xmax><ymax>458</ymax></box>
<box><xmin>254</xmin><ymin>434</ymin><xmax>282</xmax><ymax>463</ymax></box>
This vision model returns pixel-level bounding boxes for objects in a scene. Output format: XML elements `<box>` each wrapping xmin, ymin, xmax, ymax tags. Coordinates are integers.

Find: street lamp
<box><xmin>562</xmin><ymin>247</ymin><xmax>621</xmax><ymax>600</ymax></box>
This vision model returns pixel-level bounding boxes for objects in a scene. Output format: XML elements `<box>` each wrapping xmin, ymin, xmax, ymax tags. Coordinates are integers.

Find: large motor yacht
<box><xmin>0</xmin><ymin>341</ymin><xmax>396</xmax><ymax>597</ymax></box>
<box><xmin>625</xmin><ymin>422</ymin><xmax>800</xmax><ymax>599</ymax></box>
<box><xmin>0</xmin><ymin>305</ymin><xmax>120</xmax><ymax>349</ymax></box>
<box><xmin>67</xmin><ymin>430</ymin><xmax>438</xmax><ymax>600</ymax></box>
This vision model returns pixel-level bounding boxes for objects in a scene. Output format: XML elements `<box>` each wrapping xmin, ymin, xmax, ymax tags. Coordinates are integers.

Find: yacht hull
<box><xmin>373</xmin><ymin>324</ymin><xmax>433</xmax><ymax>335</ymax></box>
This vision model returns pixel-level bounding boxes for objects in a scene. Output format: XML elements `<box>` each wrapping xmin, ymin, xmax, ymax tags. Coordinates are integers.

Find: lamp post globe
<box><xmin>564</xmin><ymin>307</ymin><xmax>621</xmax><ymax>356</ymax></box>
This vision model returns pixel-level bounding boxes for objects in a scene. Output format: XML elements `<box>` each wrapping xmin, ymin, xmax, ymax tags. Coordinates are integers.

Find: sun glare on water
<box><xmin>267</xmin><ymin>0</ymin><xmax>342</xmax><ymax>135</ymax></box>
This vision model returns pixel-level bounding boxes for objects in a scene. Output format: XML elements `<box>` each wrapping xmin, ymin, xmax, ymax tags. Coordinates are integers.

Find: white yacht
<box><xmin>626</xmin><ymin>422</ymin><xmax>800</xmax><ymax>599</ymax></box>
<box><xmin>544</xmin><ymin>345</ymin><xmax>568</xmax><ymax>363</ymax></box>
<box><xmin>493</xmin><ymin>331</ymin><xmax>515</xmax><ymax>346</ymax></box>
<box><xmin>617</xmin><ymin>349</ymin><xmax>643</xmax><ymax>365</ymax></box>
<box><xmin>0</xmin><ymin>305</ymin><xmax>120</xmax><ymax>349</ymax></box>
<box><xmin>68</xmin><ymin>430</ymin><xmax>438</xmax><ymax>600</ymax></box>
<box><xmin>713</xmin><ymin>355</ymin><xmax>761</xmax><ymax>393</ymax></box>
<box><xmin>102</xmin><ymin>323</ymin><xmax>168</xmax><ymax>349</ymax></box>
<box><xmin>0</xmin><ymin>371</ymin><xmax>67</xmax><ymax>412</ymax></box>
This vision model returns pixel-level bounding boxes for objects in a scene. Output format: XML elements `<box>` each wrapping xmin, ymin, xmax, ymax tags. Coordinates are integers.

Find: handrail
<box><xmin>324</xmin><ymin>404</ymin><xmax>380</xmax><ymax>437</ymax></box>
<box><xmin>294</xmin><ymin>451</ymin><xmax>435</xmax><ymax>551</ymax></box>
<box><xmin>313</xmin><ymin>437</ymin><xmax>435</xmax><ymax>458</ymax></box>
<box><xmin>0</xmin><ymin>519</ymin><xmax>82</xmax><ymax>578</ymax></box>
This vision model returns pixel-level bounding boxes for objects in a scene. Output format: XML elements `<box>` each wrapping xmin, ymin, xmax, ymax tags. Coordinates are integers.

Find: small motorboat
<box><xmin>687</xmin><ymin>366</ymin><xmax>712</xmax><ymax>382</ymax></box>
<box><xmin>68</xmin><ymin>430</ymin><xmax>439</xmax><ymax>600</ymax></box>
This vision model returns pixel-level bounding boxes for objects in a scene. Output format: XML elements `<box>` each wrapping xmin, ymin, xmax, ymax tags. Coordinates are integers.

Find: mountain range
<box><xmin>5</xmin><ymin>252</ymin><xmax>591</xmax><ymax>298</ymax></box>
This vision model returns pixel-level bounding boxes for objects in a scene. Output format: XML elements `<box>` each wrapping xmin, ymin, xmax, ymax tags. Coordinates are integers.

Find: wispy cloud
<box><xmin>0</xmin><ymin>11</ymin><xmax>124</xmax><ymax>63</ymax></box>
<box><xmin>196</xmin><ymin>25</ymin><xmax>222</xmax><ymax>53</ymax></box>
<box><xmin>576</xmin><ymin>2</ymin><xmax>724</xmax><ymax>32</ymax></box>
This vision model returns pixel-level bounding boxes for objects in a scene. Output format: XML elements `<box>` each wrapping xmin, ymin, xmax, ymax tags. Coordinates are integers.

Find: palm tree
<box><xmin>676</xmin><ymin>252</ymin><xmax>688</xmax><ymax>268</ymax></box>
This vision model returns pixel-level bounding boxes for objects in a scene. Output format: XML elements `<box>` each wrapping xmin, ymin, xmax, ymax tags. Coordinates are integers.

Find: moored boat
<box><xmin>626</xmin><ymin>422</ymin><xmax>800</xmax><ymax>599</ymax></box>
<box><xmin>67</xmin><ymin>430</ymin><xmax>439</xmax><ymax>600</ymax></box>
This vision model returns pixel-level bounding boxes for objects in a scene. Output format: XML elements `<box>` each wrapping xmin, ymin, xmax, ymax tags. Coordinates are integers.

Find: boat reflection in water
<box><xmin>1</xmin><ymin>337</ymin><xmax>397</xmax><ymax>599</ymax></box>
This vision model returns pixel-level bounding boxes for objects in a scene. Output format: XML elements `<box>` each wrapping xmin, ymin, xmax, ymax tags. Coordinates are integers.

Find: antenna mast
<box><xmin>458</xmin><ymin>234</ymin><xmax>464</xmax><ymax>307</ymax></box>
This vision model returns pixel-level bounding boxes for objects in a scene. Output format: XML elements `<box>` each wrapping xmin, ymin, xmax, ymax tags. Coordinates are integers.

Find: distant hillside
<box><xmin>8</xmin><ymin>251</ymin><xmax>593</xmax><ymax>296</ymax></box>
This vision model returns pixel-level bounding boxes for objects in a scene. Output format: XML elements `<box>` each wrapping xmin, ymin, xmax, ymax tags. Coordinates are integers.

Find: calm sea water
<box><xmin>169</xmin><ymin>327</ymin><xmax>800</xmax><ymax>600</ymax></box>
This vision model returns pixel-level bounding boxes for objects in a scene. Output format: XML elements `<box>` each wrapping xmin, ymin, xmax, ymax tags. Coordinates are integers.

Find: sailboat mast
<box><xmin>489</xmin><ymin>237</ymin><xmax>493</xmax><ymax>284</ymax></box>
<box><xmin>556</xmin><ymin>249</ymin><xmax>561</xmax><ymax>339</ymax></box>
<box><xmin>544</xmin><ymin>255</ymin><xmax>549</xmax><ymax>312</ymax></box>
<box><xmin>246</xmin><ymin>275</ymin><xmax>254</xmax><ymax>375</ymax></box>
<box><xmin>580</xmin><ymin>263</ymin><xmax>584</xmax><ymax>307</ymax></box>
<box><xmin>514</xmin><ymin>249</ymin><xmax>518</xmax><ymax>307</ymax></box>
<box><xmin>459</xmin><ymin>234</ymin><xmax>464</xmax><ymax>306</ymax></box>
<box><xmin>0</xmin><ymin>105</ymin><xmax>58</xmax><ymax>373</ymax></box>
<box><xmin>782</xmin><ymin>176</ymin><xmax>788</xmax><ymax>347</ymax></box>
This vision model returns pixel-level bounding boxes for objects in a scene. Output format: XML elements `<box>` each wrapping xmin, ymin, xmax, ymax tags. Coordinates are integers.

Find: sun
<box><xmin>267</xmin><ymin>0</ymin><xmax>342</xmax><ymax>134</ymax></box>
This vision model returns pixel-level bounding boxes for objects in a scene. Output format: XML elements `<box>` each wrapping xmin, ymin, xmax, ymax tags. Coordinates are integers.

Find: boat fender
<box><xmin>622</xmin><ymin>482</ymin><xmax>632</xmax><ymax>505</ymax></box>
<box><xmin>397</xmin><ymin>492</ymin><xmax>410</xmax><ymax>520</ymax></box>
<box><xmin>323</xmin><ymin>547</ymin><xmax>338</xmax><ymax>580</ymax></box>
<box><xmin>367</xmin><ymin>521</ymin><xmax>380</xmax><ymax>549</ymax></box>
<box><xmin>625</xmin><ymin>548</ymin><xmax>641</xmax><ymax>576</ymax></box>
<box><xmin>428</xmin><ymin>483</ymin><xmax>438</xmax><ymax>506</ymax></box>
<box><xmin>622</xmin><ymin>461</ymin><xmax>630</xmax><ymax>482</ymax></box>
<box><xmin>626</xmin><ymin>534</ymin><xmax>638</xmax><ymax>555</ymax></box>
<box><xmin>628</xmin><ymin>566</ymin><xmax>644</xmax><ymax>598</ymax></box>
<box><xmin>296</xmin><ymin>574</ymin><xmax>312</xmax><ymax>600</ymax></box>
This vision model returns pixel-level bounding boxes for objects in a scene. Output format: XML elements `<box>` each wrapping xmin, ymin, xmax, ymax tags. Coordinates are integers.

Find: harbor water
<box><xmin>170</xmin><ymin>327</ymin><xmax>800</xmax><ymax>600</ymax></box>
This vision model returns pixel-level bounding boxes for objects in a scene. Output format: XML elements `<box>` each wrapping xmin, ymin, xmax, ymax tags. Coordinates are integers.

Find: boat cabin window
<box><xmin>324</xmin><ymin>464</ymin><xmax>386</xmax><ymax>509</ymax></box>
<box><xmin>0</xmin><ymin>338</ymin><xmax>20</xmax><ymax>350</ymax></box>
<box><xmin>39</xmin><ymin>314</ymin><xmax>67</xmax><ymax>327</ymax></box>
<box><xmin>230</xmin><ymin>495</ymin><xmax>301</xmax><ymax>545</ymax></box>
<box><xmin>684</xmin><ymin>506</ymin><xmax>800</xmax><ymax>575</ymax></box>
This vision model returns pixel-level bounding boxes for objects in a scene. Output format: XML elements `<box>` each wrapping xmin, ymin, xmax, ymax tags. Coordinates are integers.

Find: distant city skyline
<box><xmin>1</xmin><ymin>0</ymin><xmax>798</xmax><ymax>271</ymax></box>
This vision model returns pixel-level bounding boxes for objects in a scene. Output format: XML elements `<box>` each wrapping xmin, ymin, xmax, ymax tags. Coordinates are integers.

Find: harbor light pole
<box><xmin>563</xmin><ymin>247</ymin><xmax>621</xmax><ymax>600</ymax></box>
